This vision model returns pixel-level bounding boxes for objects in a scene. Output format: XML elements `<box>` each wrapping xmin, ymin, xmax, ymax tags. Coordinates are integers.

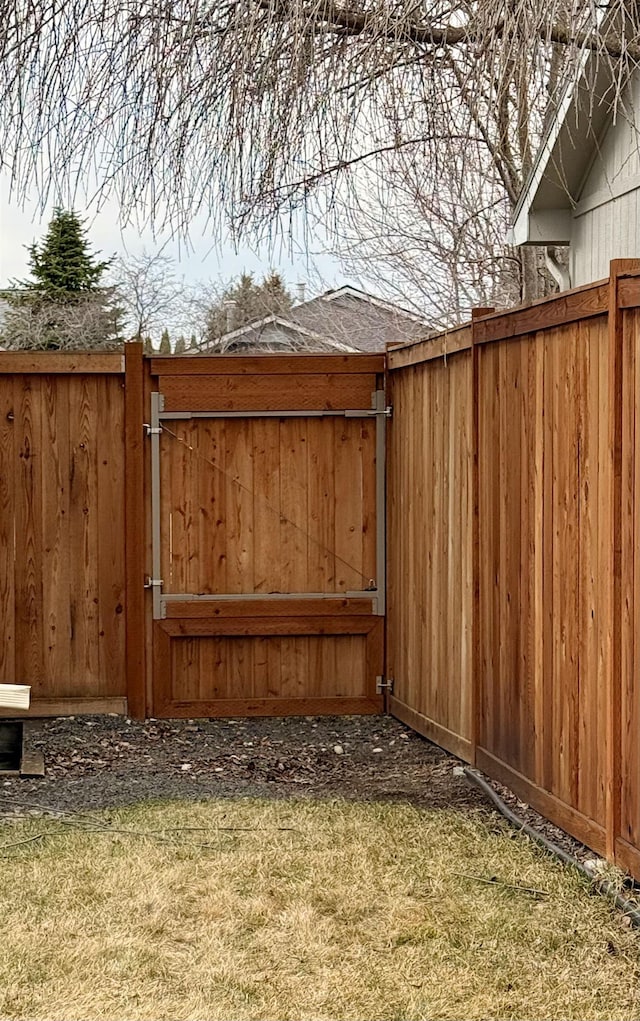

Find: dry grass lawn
<box><xmin>0</xmin><ymin>798</ymin><xmax>639</xmax><ymax>1021</ymax></box>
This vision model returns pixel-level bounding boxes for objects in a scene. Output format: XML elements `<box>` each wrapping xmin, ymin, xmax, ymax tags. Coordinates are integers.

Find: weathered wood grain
<box><xmin>0</xmin><ymin>354</ymin><xmax>124</xmax><ymax>374</ymax></box>
<box><xmin>386</xmin><ymin>348</ymin><xmax>473</xmax><ymax>752</ymax></box>
<box><xmin>124</xmin><ymin>343</ymin><xmax>146</xmax><ymax>718</ymax></box>
<box><xmin>150</xmin><ymin>354</ymin><xmax>384</xmax><ymax>375</ymax></box>
<box><xmin>151</xmin><ymin>354</ymin><xmax>383</xmax><ymax>718</ymax></box>
<box><xmin>0</xmin><ymin>370</ymin><xmax>127</xmax><ymax>703</ymax></box>
<box><xmin>159</xmin><ymin>373</ymin><xmax>377</xmax><ymax>412</ymax></box>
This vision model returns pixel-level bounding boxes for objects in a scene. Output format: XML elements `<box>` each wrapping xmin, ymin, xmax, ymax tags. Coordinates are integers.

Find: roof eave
<box><xmin>511</xmin><ymin>208</ymin><xmax>574</xmax><ymax>246</ymax></box>
<box><xmin>512</xmin><ymin>9</ymin><xmax>627</xmax><ymax>247</ymax></box>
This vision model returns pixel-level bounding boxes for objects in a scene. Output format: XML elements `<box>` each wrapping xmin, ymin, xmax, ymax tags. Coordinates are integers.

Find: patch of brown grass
<box><xmin>0</xmin><ymin>798</ymin><xmax>638</xmax><ymax>1020</ymax></box>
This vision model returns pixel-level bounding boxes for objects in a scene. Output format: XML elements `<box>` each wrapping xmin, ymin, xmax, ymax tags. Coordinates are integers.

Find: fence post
<box><xmin>470</xmin><ymin>308</ymin><xmax>495</xmax><ymax>766</ymax></box>
<box><xmin>607</xmin><ymin>261</ymin><xmax>640</xmax><ymax>860</ymax></box>
<box><xmin>124</xmin><ymin>341</ymin><xmax>147</xmax><ymax>720</ymax></box>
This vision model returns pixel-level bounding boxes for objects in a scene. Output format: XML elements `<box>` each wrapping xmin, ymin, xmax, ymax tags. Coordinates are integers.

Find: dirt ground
<box><xmin>0</xmin><ymin>714</ymin><xmax>593</xmax><ymax>862</ymax></box>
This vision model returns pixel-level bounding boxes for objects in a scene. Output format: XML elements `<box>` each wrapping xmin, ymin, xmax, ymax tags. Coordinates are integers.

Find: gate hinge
<box><xmin>144</xmin><ymin>423</ymin><xmax>162</xmax><ymax>436</ymax></box>
<box><xmin>144</xmin><ymin>576</ymin><xmax>163</xmax><ymax>589</ymax></box>
<box><xmin>376</xmin><ymin>676</ymin><xmax>394</xmax><ymax>694</ymax></box>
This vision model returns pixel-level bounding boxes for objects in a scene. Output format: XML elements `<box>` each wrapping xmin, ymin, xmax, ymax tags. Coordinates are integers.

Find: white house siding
<box><xmin>571</xmin><ymin>193</ymin><xmax>640</xmax><ymax>282</ymax></box>
<box><xmin>570</xmin><ymin>72</ymin><xmax>640</xmax><ymax>285</ymax></box>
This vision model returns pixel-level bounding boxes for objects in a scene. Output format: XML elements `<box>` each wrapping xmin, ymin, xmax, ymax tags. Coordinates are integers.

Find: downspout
<box><xmin>545</xmin><ymin>247</ymin><xmax>571</xmax><ymax>291</ymax></box>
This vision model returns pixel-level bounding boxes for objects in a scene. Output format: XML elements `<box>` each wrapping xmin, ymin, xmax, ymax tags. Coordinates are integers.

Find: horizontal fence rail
<box><xmin>387</xmin><ymin>259</ymin><xmax>640</xmax><ymax>879</ymax></box>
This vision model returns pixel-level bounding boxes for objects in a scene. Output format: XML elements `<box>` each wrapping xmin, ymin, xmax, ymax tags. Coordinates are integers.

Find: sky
<box><xmin>0</xmin><ymin>179</ymin><xmax>355</xmax><ymax>298</ymax></box>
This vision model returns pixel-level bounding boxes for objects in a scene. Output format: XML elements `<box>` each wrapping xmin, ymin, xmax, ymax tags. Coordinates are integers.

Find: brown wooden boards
<box><xmin>0</xmin><ymin>370</ymin><xmax>126</xmax><ymax>705</ymax></box>
<box><xmin>386</xmin><ymin>349</ymin><xmax>473</xmax><ymax>759</ymax></box>
<box><xmin>619</xmin><ymin>302</ymin><xmax>640</xmax><ymax>868</ymax></box>
<box><xmin>476</xmin><ymin>317</ymin><xmax>611</xmax><ymax>853</ymax></box>
<box><xmin>153</xmin><ymin>618</ymin><xmax>383</xmax><ymax>717</ymax></box>
<box><xmin>158</xmin><ymin>417</ymin><xmax>376</xmax><ymax>596</ymax></box>
<box><xmin>124</xmin><ymin>342</ymin><xmax>146</xmax><ymax>718</ymax></box>
<box><xmin>158</xmin><ymin>373</ymin><xmax>378</xmax><ymax>412</ymax></box>
<box><xmin>148</xmin><ymin>354</ymin><xmax>384</xmax><ymax>717</ymax></box>
<box><xmin>386</xmin><ymin>264</ymin><xmax>640</xmax><ymax>878</ymax></box>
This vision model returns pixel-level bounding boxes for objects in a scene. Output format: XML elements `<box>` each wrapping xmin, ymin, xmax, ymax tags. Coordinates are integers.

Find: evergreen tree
<box><xmin>159</xmin><ymin>328</ymin><xmax>171</xmax><ymax>353</ymax></box>
<box><xmin>205</xmin><ymin>272</ymin><xmax>293</xmax><ymax>343</ymax></box>
<box><xmin>189</xmin><ymin>333</ymin><xmax>199</xmax><ymax>351</ymax></box>
<box><xmin>1</xmin><ymin>208</ymin><xmax>121</xmax><ymax>350</ymax></box>
<box><xmin>21</xmin><ymin>208</ymin><xmax>111</xmax><ymax>299</ymax></box>
<box><xmin>174</xmin><ymin>335</ymin><xmax>187</xmax><ymax>354</ymax></box>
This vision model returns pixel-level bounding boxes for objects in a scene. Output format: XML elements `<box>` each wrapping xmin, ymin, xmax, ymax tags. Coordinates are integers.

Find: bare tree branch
<box><xmin>110</xmin><ymin>250</ymin><xmax>188</xmax><ymax>340</ymax></box>
<box><xmin>1</xmin><ymin>0</ymin><xmax>637</xmax><ymax>318</ymax></box>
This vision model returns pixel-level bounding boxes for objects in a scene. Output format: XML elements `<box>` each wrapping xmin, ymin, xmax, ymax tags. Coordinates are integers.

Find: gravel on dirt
<box><xmin>0</xmin><ymin>713</ymin><xmax>596</xmax><ymax>864</ymax></box>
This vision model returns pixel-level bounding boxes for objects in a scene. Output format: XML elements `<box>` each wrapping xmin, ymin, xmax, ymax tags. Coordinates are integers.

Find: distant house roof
<box><xmin>206</xmin><ymin>314</ymin><xmax>359</xmax><ymax>354</ymax></box>
<box><xmin>202</xmin><ymin>285</ymin><xmax>428</xmax><ymax>354</ymax></box>
<box><xmin>511</xmin><ymin>7</ymin><xmax>630</xmax><ymax>246</ymax></box>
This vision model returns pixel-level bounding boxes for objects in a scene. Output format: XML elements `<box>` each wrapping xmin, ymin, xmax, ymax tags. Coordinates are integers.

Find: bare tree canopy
<box><xmin>111</xmin><ymin>250</ymin><xmax>188</xmax><ymax>340</ymax></box>
<box><xmin>2</xmin><ymin>1</ymin><xmax>639</xmax><ymax>320</ymax></box>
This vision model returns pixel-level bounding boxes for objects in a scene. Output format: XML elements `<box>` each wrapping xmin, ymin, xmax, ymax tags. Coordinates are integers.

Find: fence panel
<box><xmin>387</xmin><ymin>330</ymin><xmax>473</xmax><ymax>760</ymax></box>
<box><xmin>0</xmin><ymin>356</ymin><xmax>127</xmax><ymax>714</ymax></box>
<box><xmin>386</xmin><ymin>268</ymin><xmax>640</xmax><ymax>878</ymax></box>
<box><xmin>476</xmin><ymin>317</ymin><xmax>611</xmax><ymax>855</ymax></box>
<box><xmin>618</xmin><ymin>303</ymin><xmax>640</xmax><ymax>875</ymax></box>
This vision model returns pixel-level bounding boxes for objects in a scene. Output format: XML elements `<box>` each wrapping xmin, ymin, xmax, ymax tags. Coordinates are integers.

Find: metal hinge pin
<box><xmin>376</xmin><ymin>676</ymin><xmax>394</xmax><ymax>694</ymax></box>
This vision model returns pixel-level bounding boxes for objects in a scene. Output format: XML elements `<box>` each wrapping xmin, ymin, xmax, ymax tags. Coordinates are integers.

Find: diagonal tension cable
<box><xmin>161</xmin><ymin>423</ymin><xmax>375</xmax><ymax>589</ymax></box>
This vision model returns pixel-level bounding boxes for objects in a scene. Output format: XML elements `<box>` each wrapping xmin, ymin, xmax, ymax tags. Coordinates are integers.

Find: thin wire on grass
<box><xmin>455</xmin><ymin>871</ymin><xmax>549</xmax><ymax>897</ymax></box>
<box><xmin>0</xmin><ymin>834</ymin><xmax>44</xmax><ymax>854</ymax></box>
<box><xmin>0</xmin><ymin>799</ymin><xmax>306</xmax><ymax>858</ymax></box>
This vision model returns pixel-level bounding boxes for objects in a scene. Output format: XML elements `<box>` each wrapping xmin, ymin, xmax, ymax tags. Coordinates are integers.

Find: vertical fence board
<box><xmin>476</xmin><ymin>317</ymin><xmax>610</xmax><ymax>853</ymax></box>
<box><xmin>98</xmin><ymin>374</ymin><xmax>126</xmax><ymax>694</ymax></box>
<box><xmin>0</xmin><ymin>377</ymin><xmax>16</xmax><ymax>683</ymax></box>
<box><xmin>15</xmin><ymin>376</ymin><xmax>44</xmax><ymax>691</ymax></box>
<box><xmin>618</xmin><ymin>303</ymin><xmax>640</xmax><ymax>873</ymax></box>
<box><xmin>124</xmin><ymin>342</ymin><xmax>146</xmax><ymax>718</ymax></box>
<box><xmin>41</xmin><ymin>376</ymin><xmax>71</xmax><ymax>690</ymax></box>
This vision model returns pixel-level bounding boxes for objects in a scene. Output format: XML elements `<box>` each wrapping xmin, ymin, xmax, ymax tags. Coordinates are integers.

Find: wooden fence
<box><xmin>6</xmin><ymin>265</ymin><xmax>640</xmax><ymax>879</ymax></box>
<box><xmin>0</xmin><ymin>349</ymin><xmax>383</xmax><ymax>721</ymax></box>
<box><xmin>387</xmin><ymin>259</ymin><xmax>640</xmax><ymax>877</ymax></box>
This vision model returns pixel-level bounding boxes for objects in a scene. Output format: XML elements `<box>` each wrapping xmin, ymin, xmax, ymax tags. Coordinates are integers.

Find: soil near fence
<box><xmin>1</xmin><ymin>715</ymin><xmax>593</xmax><ymax>863</ymax></box>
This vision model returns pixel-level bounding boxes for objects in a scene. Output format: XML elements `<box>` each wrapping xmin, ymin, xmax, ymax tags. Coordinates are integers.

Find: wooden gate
<box><xmin>144</xmin><ymin>354</ymin><xmax>385</xmax><ymax>717</ymax></box>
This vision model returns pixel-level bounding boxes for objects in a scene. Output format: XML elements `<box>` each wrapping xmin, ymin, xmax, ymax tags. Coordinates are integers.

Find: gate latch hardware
<box><xmin>144</xmin><ymin>423</ymin><xmax>162</xmax><ymax>436</ymax></box>
<box><xmin>376</xmin><ymin>676</ymin><xmax>394</xmax><ymax>694</ymax></box>
<box><xmin>144</xmin><ymin>576</ymin><xmax>163</xmax><ymax>590</ymax></box>
<box><xmin>345</xmin><ymin>406</ymin><xmax>392</xmax><ymax>418</ymax></box>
